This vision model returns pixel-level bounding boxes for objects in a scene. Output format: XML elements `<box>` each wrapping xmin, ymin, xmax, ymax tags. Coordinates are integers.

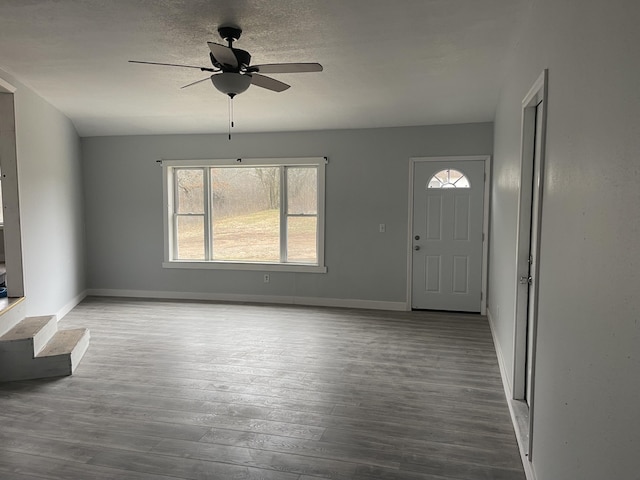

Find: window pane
<box><xmin>176</xmin><ymin>215</ymin><xmax>204</xmax><ymax>260</ymax></box>
<box><xmin>287</xmin><ymin>216</ymin><xmax>317</xmax><ymax>263</ymax></box>
<box><xmin>448</xmin><ymin>169</ymin><xmax>470</xmax><ymax>187</ymax></box>
<box><xmin>428</xmin><ymin>176</ymin><xmax>443</xmax><ymax>188</ymax></box>
<box><xmin>176</xmin><ymin>169</ymin><xmax>204</xmax><ymax>214</ymax></box>
<box><xmin>427</xmin><ymin>169</ymin><xmax>470</xmax><ymax>189</ymax></box>
<box><xmin>287</xmin><ymin>167</ymin><xmax>317</xmax><ymax>214</ymax></box>
<box><xmin>211</xmin><ymin>167</ymin><xmax>280</xmax><ymax>262</ymax></box>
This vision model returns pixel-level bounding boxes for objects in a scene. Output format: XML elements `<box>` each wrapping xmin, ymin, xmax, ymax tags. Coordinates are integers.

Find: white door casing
<box><xmin>0</xmin><ymin>78</ymin><xmax>25</xmax><ymax>298</ymax></box>
<box><xmin>513</xmin><ymin>69</ymin><xmax>548</xmax><ymax>461</ymax></box>
<box><xmin>525</xmin><ymin>101</ymin><xmax>544</xmax><ymax>405</ymax></box>
<box><xmin>409</xmin><ymin>158</ymin><xmax>487</xmax><ymax>312</ymax></box>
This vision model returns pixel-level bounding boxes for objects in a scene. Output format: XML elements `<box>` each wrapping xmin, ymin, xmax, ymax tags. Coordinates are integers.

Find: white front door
<box><xmin>411</xmin><ymin>160</ymin><xmax>485</xmax><ymax>312</ymax></box>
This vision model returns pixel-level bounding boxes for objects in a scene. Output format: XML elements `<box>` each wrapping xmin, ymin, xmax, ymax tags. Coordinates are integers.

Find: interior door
<box><xmin>525</xmin><ymin>100</ymin><xmax>544</xmax><ymax>405</ymax></box>
<box><xmin>411</xmin><ymin>160</ymin><xmax>485</xmax><ymax>311</ymax></box>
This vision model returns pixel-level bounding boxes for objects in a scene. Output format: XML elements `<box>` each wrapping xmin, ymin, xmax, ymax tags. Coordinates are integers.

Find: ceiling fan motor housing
<box><xmin>209</xmin><ymin>48</ymin><xmax>251</xmax><ymax>71</ymax></box>
<box><xmin>233</xmin><ymin>49</ymin><xmax>251</xmax><ymax>70</ymax></box>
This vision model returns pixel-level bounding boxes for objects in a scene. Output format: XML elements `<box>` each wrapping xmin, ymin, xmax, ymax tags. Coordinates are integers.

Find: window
<box><xmin>163</xmin><ymin>157</ymin><xmax>326</xmax><ymax>273</ymax></box>
<box><xmin>428</xmin><ymin>169</ymin><xmax>470</xmax><ymax>189</ymax></box>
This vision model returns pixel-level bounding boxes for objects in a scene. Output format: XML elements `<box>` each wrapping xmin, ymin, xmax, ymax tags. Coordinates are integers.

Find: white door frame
<box><xmin>512</xmin><ymin>69</ymin><xmax>548</xmax><ymax>460</ymax></box>
<box><xmin>0</xmin><ymin>76</ymin><xmax>25</xmax><ymax>298</ymax></box>
<box><xmin>406</xmin><ymin>155</ymin><xmax>491</xmax><ymax>314</ymax></box>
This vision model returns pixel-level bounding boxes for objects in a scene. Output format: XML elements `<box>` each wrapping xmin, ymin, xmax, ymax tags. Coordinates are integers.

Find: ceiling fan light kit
<box><xmin>211</xmin><ymin>72</ymin><xmax>251</xmax><ymax>97</ymax></box>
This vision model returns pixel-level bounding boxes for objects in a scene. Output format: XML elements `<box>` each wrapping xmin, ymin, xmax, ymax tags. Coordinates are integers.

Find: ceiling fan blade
<box><xmin>180</xmin><ymin>76</ymin><xmax>213</xmax><ymax>89</ymax></box>
<box><xmin>250</xmin><ymin>63</ymin><xmax>323</xmax><ymax>74</ymax></box>
<box><xmin>129</xmin><ymin>60</ymin><xmax>216</xmax><ymax>72</ymax></box>
<box><xmin>250</xmin><ymin>73</ymin><xmax>290</xmax><ymax>92</ymax></box>
<box><xmin>207</xmin><ymin>42</ymin><xmax>238</xmax><ymax>69</ymax></box>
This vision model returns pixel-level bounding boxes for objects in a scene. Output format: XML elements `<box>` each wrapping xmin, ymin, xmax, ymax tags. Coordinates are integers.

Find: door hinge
<box><xmin>482</xmin><ymin>232</ymin><xmax>485</xmax><ymax>242</ymax></box>
<box><xmin>480</xmin><ymin>292</ymin><xmax>483</xmax><ymax>300</ymax></box>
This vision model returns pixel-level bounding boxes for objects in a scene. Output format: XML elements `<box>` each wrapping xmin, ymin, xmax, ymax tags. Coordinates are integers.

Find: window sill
<box><xmin>162</xmin><ymin>261</ymin><xmax>327</xmax><ymax>274</ymax></box>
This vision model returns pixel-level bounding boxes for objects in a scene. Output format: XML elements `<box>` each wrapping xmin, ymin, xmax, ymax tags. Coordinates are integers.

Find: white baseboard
<box><xmin>487</xmin><ymin>307</ymin><xmax>537</xmax><ymax>480</ymax></box>
<box><xmin>292</xmin><ymin>295</ymin><xmax>406</xmax><ymax>311</ymax></box>
<box><xmin>487</xmin><ymin>307</ymin><xmax>512</xmax><ymax>396</ymax></box>
<box><xmin>56</xmin><ymin>290</ymin><xmax>88</xmax><ymax>321</ymax></box>
<box><xmin>85</xmin><ymin>289</ymin><xmax>406</xmax><ymax>312</ymax></box>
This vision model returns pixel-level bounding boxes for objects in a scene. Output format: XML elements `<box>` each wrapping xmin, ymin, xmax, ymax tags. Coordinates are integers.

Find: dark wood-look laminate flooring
<box><xmin>0</xmin><ymin>297</ymin><xmax>525</xmax><ymax>480</ymax></box>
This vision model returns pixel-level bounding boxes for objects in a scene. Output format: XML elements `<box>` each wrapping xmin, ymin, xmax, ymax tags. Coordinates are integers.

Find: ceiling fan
<box><xmin>129</xmin><ymin>25</ymin><xmax>323</xmax><ymax>98</ymax></box>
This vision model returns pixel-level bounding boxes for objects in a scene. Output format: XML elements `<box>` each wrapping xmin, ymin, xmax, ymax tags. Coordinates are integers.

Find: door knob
<box><xmin>414</xmin><ymin>245</ymin><xmax>421</xmax><ymax>251</ymax></box>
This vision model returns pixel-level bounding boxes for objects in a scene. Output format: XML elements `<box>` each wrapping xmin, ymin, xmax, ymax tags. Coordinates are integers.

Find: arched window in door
<box><xmin>427</xmin><ymin>169</ymin><xmax>470</xmax><ymax>189</ymax></box>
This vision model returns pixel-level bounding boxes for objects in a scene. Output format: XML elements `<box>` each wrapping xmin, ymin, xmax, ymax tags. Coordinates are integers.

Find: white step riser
<box><xmin>70</xmin><ymin>330</ymin><xmax>91</xmax><ymax>372</ymax></box>
<box><xmin>0</xmin><ymin>300</ymin><xmax>26</xmax><ymax>337</ymax></box>
<box><xmin>32</xmin><ymin>316</ymin><xmax>58</xmax><ymax>354</ymax></box>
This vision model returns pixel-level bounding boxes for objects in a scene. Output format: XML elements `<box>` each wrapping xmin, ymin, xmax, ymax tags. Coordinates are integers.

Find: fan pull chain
<box><xmin>227</xmin><ymin>95</ymin><xmax>236</xmax><ymax>140</ymax></box>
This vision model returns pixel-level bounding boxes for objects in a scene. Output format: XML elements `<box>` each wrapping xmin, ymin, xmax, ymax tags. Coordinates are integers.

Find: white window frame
<box><xmin>162</xmin><ymin>157</ymin><xmax>327</xmax><ymax>273</ymax></box>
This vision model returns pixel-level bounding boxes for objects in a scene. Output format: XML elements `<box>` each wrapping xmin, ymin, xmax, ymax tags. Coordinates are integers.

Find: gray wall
<box><xmin>0</xmin><ymin>69</ymin><xmax>86</xmax><ymax>317</ymax></box>
<box><xmin>488</xmin><ymin>0</ymin><xmax>640</xmax><ymax>478</ymax></box>
<box><xmin>81</xmin><ymin>124</ymin><xmax>492</xmax><ymax>305</ymax></box>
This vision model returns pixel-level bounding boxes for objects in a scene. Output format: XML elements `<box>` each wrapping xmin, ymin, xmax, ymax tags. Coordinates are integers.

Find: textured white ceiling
<box><xmin>0</xmin><ymin>0</ymin><xmax>529</xmax><ymax>137</ymax></box>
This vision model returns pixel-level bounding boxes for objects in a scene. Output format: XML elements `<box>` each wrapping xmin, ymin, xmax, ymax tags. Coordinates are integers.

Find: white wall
<box><xmin>81</xmin><ymin>124</ymin><xmax>492</xmax><ymax>307</ymax></box>
<box><xmin>488</xmin><ymin>0</ymin><xmax>640</xmax><ymax>478</ymax></box>
<box><xmin>0</xmin><ymin>69</ymin><xmax>86</xmax><ymax>317</ymax></box>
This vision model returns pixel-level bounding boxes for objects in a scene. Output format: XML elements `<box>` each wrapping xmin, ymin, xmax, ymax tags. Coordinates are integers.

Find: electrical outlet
<box><xmin>379</xmin><ymin>223</ymin><xmax>386</xmax><ymax>233</ymax></box>
<box><xmin>263</xmin><ymin>274</ymin><xmax>270</xmax><ymax>283</ymax></box>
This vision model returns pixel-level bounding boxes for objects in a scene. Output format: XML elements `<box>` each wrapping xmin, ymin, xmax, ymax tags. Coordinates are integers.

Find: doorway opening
<box><xmin>512</xmin><ymin>69</ymin><xmax>548</xmax><ymax>461</ymax></box>
<box><xmin>0</xmin><ymin>76</ymin><xmax>25</xmax><ymax>313</ymax></box>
